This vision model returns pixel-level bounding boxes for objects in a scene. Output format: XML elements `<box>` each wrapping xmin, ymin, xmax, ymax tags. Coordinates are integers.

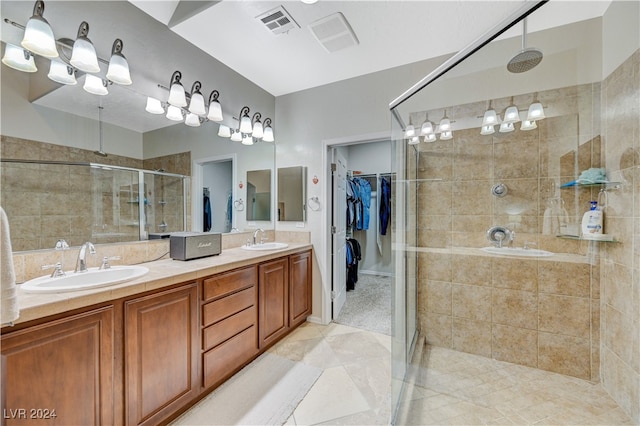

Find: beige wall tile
<box><xmin>538</xmin><ymin>294</ymin><xmax>591</xmax><ymax>338</ymax></box>
<box><xmin>603</xmin><ymin>261</ymin><xmax>633</xmax><ymax>315</ymax></box>
<box><xmin>452</xmin><ymin>181</ymin><xmax>492</xmax><ymax>215</ymax></box>
<box><xmin>419</xmin><ymin>252</ymin><xmax>452</xmax><ymax>282</ymax></box>
<box><xmin>452</xmin><ymin>255</ymin><xmax>491</xmax><ymax>286</ymax></box>
<box><xmin>452</xmin><ymin>318</ymin><xmax>492</xmax><ymax>357</ymax></box>
<box><xmin>538</xmin><ymin>261</ymin><xmax>591</xmax><ymax>297</ymax></box>
<box><xmin>492</xmin><ymin>324</ymin><xmax>537</xmax><ymax>367</ymax></box>
<box><xmin>492</xmin><ymin>288</ymin><xmax>537</xmax><ymax>329</ymax></box>
<box><xmin>538</xmin><ymin>332</ymin><xmax>591</xmax><ymax>379</ymax></box>
<box><xmin>603</xmin><ymin>305</ymin><xmax>634</xmax><ymax>366</ymax></box>
<box><xmin>424</xmin><ymin>313</ymin><xmax>452</xmax><ymax>348</ymax></box>
<box><xmin>426</xmin><ymin>280</ymin><xmax>452</xmax><ymax>315</ymax></box>
<box><xmin>452</xmin><ymin>284</ymin><xmax>492</xmax><ymax>321</ymax></box>
<box><xmin>492</xmin><ymin>258</ymin><xmax>538</xmax><ymax>292</ymax></box>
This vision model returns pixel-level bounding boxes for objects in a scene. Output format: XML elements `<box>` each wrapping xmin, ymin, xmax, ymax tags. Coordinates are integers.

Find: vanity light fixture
<box><xmin>404</xmin><ymin>118</ymin><xmax>415</xmax><ymax>139</ymax></box>
<box><xmin>239</xmin><ymin>106</ymin><xmax>252</xmax><ymax>134</ymax></box>
<box><xmin>83</xmin><ymin>74</ymin><xmax>108</xmax><ymax>96</ymax></box>
<box><xmin>499</xmin><ymin>122</ymin><xmax>515</xmax><ymax>133</ymax></box>
<box><xmin>145</xmin><ymin>97</ymin><xmax>164</xmax><ymax>114</ymax></box>
<box><xmin>207</xmin><ymin>90</ymin><xmax>223</xmax><ymax>122</ymax></box>
<box><xmin>168</xmin><ymin>71</ymin><xmax>187</xmax><ymax>107</ymax></box>
<box><xmin>48</xmin><ymin>59</ymin><xmax>76</xmax><ymax>85</ymax></box>
<box><xmin>251</xmin><ymin>112</ymin><xmax>264</xmax><ymax>139</ymax></box>
<box><xmin>526</xmin><ymin>94</ymin><xmax>545</xmax><ymax>121</ymax></box>
<box><xmin>185</xmin><ymin>112</ymin><xmax>201</xmax><ymax>127</ymax></box>
<box><xmin>218</xmin><ymin>124</ymin><xmax>231</xmax><ymax>138</ymax></box>
<box><xmin>520</xmin><ymin>119</ymin><xmax>537</xmax><ymax>131</ymax></box>
<box><xmin>502</xmin><ymin>97</ymin><xmax>520</xmax><ymax>124</ymax></box>
<box><xmin>407</xmin><ymin>136</ymin><xmax>419</xmax><ymax>145</ymax></box>
<box><xmin>188</xmin><ymin>81</ymin><xmax>206</xmax><ymax>115</ymax></box>
<box><xmin>482</xmin><ymin>101</ymin><xmax>499</xmax><ymax>126</ymax></box>
<box><xmin>70</xmin><ymin>21</ymin><xmax>100</xmax><ymax>73</ymax></box>
<box><xmin>262</xmin><ymin>118</ymin><xmax>275</xmax><ymax>142</ymax></box>
<box><xmin>242</xmin><ymin>133</ymin><xmax>254</xmax><ymax>145</ymax></box>
<box><xmin>105</xmin><ymin>39</ymin><xmax>132</xmax><ymax>85</ymax></box>
<box><xmin>480</xmin><ymin>124</ymin><xmax>495</xmax><ymax>135</ymax></box>
<box><xmin>2</xmin><ymin>44</ymin><xmax>37</xmax><ymax>72</ymax></box>
<box><xmin>166</xmin><ymin>104</ymin><xmax>184</xmax><ymax>121</ymax></box>
<box><xmin>21</xmin><ymin>0</ymin><xmax>58</xmax><ymax>58</ymax></box>
<box><xmin>230</xmin><ymin>130</ymin><xmax>242</xmax><ymax>142</ymax></box>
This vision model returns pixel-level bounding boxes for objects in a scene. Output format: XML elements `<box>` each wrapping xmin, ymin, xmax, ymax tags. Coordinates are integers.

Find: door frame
<box><xmin>320</xmin><ymin>131</ymin><xmax>389</xmax><ymax>325</ymax></box>
<box><xmin>192</xmin><ymin>153</ymin><xmax>237</xmax><ymax>232</ymax></box>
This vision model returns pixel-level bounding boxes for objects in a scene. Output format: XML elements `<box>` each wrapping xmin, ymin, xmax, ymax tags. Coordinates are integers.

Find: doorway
<box><xmin>193</xmin><ymin>154</ymin><xmax>236</xmax><ymax>233</ymax></box>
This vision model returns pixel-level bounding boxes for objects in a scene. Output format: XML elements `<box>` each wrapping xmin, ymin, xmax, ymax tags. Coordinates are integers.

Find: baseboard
<box><xmin>305</xmin><ymin>316</ymin><xmax>326</xmax><ymax>325</ymax></box>
<box><xmin>359</xmin><ymin>270</ymin><xmax>394</xmax><ymax>277</ymax></box>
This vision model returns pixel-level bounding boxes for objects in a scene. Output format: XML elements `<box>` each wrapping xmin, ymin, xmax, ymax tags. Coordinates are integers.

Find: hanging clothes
<box><xmin>203</xmin><ymin>193</ymin><xmax>212</xmax><ymax>232</ymax></box>
<box><xmin>346</xmin><ymin>237</ymin><xmax>361</xmax><ymax>290</ymax></box>
<box><xmin>353</xmin><ymin>177</ymin><xmax>372</xmax><ymax>230</ymax></box>
<box><xmin>379</xmin><ymin>176</ymin><xmax>391</xmax><ymax>235</ymax></box>
<box><xmin>226</xmin><ymin>192</ymin><xmax>233</xmax><ymax>229</ymax></box>
<box><xmin>346</xmin><ymin>178</ymin><xmax>362</xmax><ymax>230</ymax></box>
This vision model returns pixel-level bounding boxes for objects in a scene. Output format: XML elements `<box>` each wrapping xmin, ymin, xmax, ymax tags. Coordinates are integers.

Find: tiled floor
<box><xmin>396</xmin><ymin>342</ymin><xmax>633</xmax><ymax>425</ymax></box>
<box><xmin>174</xmin><ymin>323</ymin><xmax>633</xmax><ymax>426</ymax></box>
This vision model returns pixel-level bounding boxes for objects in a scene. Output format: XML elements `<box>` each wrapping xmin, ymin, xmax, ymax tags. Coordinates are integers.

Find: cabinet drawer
<box><xmin>203</xmin><ymin>325</ymin><xmax>258</xmax><ymax>389</ymax></box>
<box><xmin>203</xmin><ymin>266</ymin><xmax>256</xmax><ymax>302</ymax></box>
<box><xmin>203</xmin><ymin>306</ymin><xmax>256</xmax><ymax>351</ymax></box>
<box><xmin>203</xmin><ymin>286</ymin><xmax>256</xmax><ymax>327</ymax></box>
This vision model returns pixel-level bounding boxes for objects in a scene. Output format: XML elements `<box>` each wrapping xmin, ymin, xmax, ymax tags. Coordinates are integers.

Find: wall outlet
<box><xmin>296</xmin><ymin>222</ymin><xmax>305</xmax><ymax>228</ymax></box>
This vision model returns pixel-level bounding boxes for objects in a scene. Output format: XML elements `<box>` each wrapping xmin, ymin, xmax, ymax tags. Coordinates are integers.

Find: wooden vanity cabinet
<box><xmin>201</xmin><ymin>266</ymin><xmax>258</xmax><ymax>389</ymax></box>
<box><xmin>289</xmin><ymin>250</ymin><xmax>312</xmax><ymax>328</ymax></box>
<box><xmin>124</xmin><ymin>282</ymin><xmax>198</xmax><ymax>426</ymax></box>
<box><xmin>1</xmin><ymin>306</ymin><xmax>115</xmax><ymax>425</ymax></box>
<box><xmin>258</xmin><ymin>257</ymin><xmax>290</xmax><ymax>348</ymax></box>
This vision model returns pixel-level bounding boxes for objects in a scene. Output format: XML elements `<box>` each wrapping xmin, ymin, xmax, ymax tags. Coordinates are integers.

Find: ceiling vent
<box><xmin>309</xmin><ymin>12</ymin><xmax>359</xmax><ymax>53</ymax></box>
<box><xmin>256</xmin><ymin>5</ymin><xmax>300</xmax><ymax>35</ymax></box>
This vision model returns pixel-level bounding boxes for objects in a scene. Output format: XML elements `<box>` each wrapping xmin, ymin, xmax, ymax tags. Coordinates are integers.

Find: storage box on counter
<box><xmin>169</xmin><ymin>232</ymin><xmax>222</xmax><ymax>260</ymax></box>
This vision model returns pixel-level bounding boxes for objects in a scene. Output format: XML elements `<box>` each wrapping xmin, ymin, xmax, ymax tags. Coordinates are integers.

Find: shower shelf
<box><xmin>556</xmin><ymin>235</ymin><xmax>618</xmax><ymax>243</ymax></box>
<box><xmin>560</xmin><ymin>181</ymin><xmax>621</xmax><ymax>190</ymax></box>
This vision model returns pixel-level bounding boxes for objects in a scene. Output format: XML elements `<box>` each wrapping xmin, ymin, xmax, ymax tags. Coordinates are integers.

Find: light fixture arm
<box><xmin>251</xmin><ymin>112</ymin><xmax>262</xmax><ymax>125</ymax></box>
<box><xmin>32</xmin><ymin>0</ymin><xmax>45</xmax><ymax>18</ymax></box>
<box><xmin>208</xmin><ymin>90</ymin><xmax>219</xmax><ymax>104</ymax></box>
<box><xmin>111</xmin><ymin>38</ymin><xmax>124</xmax><ymax>56</ymax></box>
<box><xmin>239</xmin><ymin>106</ymin><xmax>250</xmax><ymax>119</ymax></box>
<box><xmin>190</xmin><ymin>81</ymin><xmax>202</xmax><ymax>95</ymax></box>
<box><xmin>170</xmin><ymin>70</ymin><xmax>182</xmax><ymax>87</ymax></box>
<box><xmin>264</xmin><ymin>118</ymin><xmax>272</xmax><ymax>128</ymax></box>
<box><xmin>76</xmin><ymin>21</ymin><xmax>90</xmax><ymax>39</ymax></box>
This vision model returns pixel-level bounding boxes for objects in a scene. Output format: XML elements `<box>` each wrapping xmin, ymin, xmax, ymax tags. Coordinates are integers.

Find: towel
<box><xmin>1</xmin><ymin>206</ymin><xmax>19</xmax><ymax>324</ymax></box>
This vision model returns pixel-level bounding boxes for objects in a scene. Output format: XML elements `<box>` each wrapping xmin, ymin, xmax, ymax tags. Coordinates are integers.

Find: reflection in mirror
<box><xmin>277</xmin><ymin>166</ymin><xmax>307</xmax><ymax>221</ymax></box>
<box><xmin>246</xmin><ymin>169</ymin><xmax>271</xmax><ymax>221</ymax></box>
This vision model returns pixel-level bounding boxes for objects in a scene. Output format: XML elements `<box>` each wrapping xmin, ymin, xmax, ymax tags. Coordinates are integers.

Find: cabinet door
<box><xmin>258</xmin><ymin>257</ymin><xmax>289</xmax><ymax>348</ymax></box>
<box><xmin>1</xmin><ymin>306</ymin><xmax>114</xmax><ymax>425</ymax></box>
<box><xmin>289</xmin><ymin>250</ymin><xmax>312</xmax><ymax>328</ymax></box>
<box><xmin>125</xmin><ymin>283</ymin><xmax>198</xmax><ymax>426</ymax></box>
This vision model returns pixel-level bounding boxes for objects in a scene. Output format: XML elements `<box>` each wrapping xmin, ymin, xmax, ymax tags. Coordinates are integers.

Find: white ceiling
<box><xmin>130</xmin><ymin>0</ymin><xmax>611</xmax><ymax>97</ymax></box>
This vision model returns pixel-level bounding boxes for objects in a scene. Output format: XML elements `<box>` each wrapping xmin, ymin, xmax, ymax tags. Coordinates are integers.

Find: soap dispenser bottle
<box><xmin>581</xmin><ymin>200</ymin><xmax>603</xmax><ymax>236</ymax></box>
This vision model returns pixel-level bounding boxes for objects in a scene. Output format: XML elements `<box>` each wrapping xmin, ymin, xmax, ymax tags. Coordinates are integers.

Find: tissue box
<box><xmin>170</xmin><ymin>232</ymin><xmax>221</xmax><ymax>260</ymax></box>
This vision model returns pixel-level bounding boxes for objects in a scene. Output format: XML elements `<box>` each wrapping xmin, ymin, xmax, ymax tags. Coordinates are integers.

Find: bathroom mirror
<box><xmin>277</xmin><ymin>166</ymin><xmax>307</xmax><ymax>222</ymax></box>
<box><xmin>246</xmin><ymin>169</ymin><xmax>272</xmax><ymax>221</ymax></box>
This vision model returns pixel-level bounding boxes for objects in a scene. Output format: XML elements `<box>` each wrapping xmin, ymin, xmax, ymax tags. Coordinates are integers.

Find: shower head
<box><xmin>507</xmin><ymin>18</ymin><xmax>542</xmax><ymax>73</ymax></box>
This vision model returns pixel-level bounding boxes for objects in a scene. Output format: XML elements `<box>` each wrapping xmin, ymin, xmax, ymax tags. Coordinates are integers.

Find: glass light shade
<box><xmin>70</xmin><ymin>37</ymin><xmax>100</xmax><ymax>73</ymax></box>
<box><xmin>2</xmin><ymin>44</ymin><xmax>37</xmax><ymax>72</ymax></box>
<box><xmin>185</xmin><ymin>113</ymin><xmax>201</xmax><ymax>127</ymax></box>
<box><xmin>439</xmin><ymin>118</ymin><xmax>451</xmax><ymax>132</ymax></box>
<box><xmin>526</xmin><ymin>102</ymin><xmax>545</xmax><ymax>121</ymax></box>
<box><xmin>262</xmin><ymin>126</ymin><xmax>274</xmax><ymax>142</ymax></box>
<box><xmin>48</xmin><ymin>60</ymin><xmax>76</xmax><ymax>85</ymax></box>
<box><xmin>166</xmin><ymin>105</ymin><xmax>183</xmax><ymax>121</ymax></box>
<box><xmin>503</xmin><ymin>106</ymin><xmax>521</xmax><ymax>124</ymax></box>
<box><xmin>239</xmin><ymin>115</ymin><xmax>252</xmax><ymax>134</ymax></box>
<box><xmin>21</xmin><ymin>16</ymin><xmax>58</xmax><ymax>58</ymax></box>
<box><xmin>404</xmin><ymin>124</ymin><xmax>415</xmax><ymax>138</ymax></box>
<box><xmin>242</xmin><ymin>134</ymin><xmax>254</xmax><ymax>145</ymax></box>
<box><xmin>424</xmin><ymin>133</ymin><xmax>437</xmax><ymax>143</ymax></box>
<box><xmin>207</xmin><ymin>101</ymin><xmax>223</xmax><ymax>122</ymax></box>
<box><xmin>106</xmin><ymin>54</ymin><xmax>131</xmax><ymax>85</ymax></box>
<box><xmin>145</xmin><ymin>97</ymin><xmax>164</xmax><ymax>114</ymax></box>
<box><xmin>230</xmin><ymin>131</ymin><xmax>242</xmax><ymax>142</ymax></box>
<box><xmin>482</xmin><ymin>109</ymin><xmax>499</xmax><ymax>126</ymax></box>
<box><xmin>499</xmin><ymin>122</ymin><xmax>515</xmax><ymax>133</ymax></box>
<box><xmin>83</xmin><ymin>74</ymin><xmax>108</xmax><ymax>96</ymax></box>
<box><xmin>188</xmin><ymin>92</ymin><xmax>206</xmax><ymax>115</ymax></box>
<box><xmin>480</xmin><ymin>125</ymin><xmax>495</xmax><ymax>136</ymax></box>
<box><xmin>440</xmin><ymin>130</ymin><xmax>453</xmax><ymax>140</ymax></box>
<box><xmin>420</xmin><ymin>121</ymin><xmax>433</xmax><ymax>135</ymax></box>
<box><xmin>218</xmin><ymin>124</ymin><xmax>231</xmax><ymax>138</ymax></box>
<box><xmin>168</xmin><ymin>82</ymin><xmax>187</xmax><ymax>107</ymax></box>
<box><xmin>252</xmin><ymin>121</ymin><xmax>264</xmax><ymax>139</ymax></box>
<box><xmin>407</xmin><ymin>136</ymin><xmax>419</xmax><ymax>145</ymax></box>
<box><xmin>520</xmin><ymin>120</ymin><xmax>537</xmax><ymax>131</ymax></box>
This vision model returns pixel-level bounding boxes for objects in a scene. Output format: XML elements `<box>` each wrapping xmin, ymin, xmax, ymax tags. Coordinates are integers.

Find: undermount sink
<box><xmin>241</xmin><ymin>242</ymin><xmax>289</xmax><ymax>251</ymax></box>
<box><xmin>480</xmin><ymin>246</ymin><xmax>554</xmax><ymax>258</ymax></box>
<box><xmin>21</xmin><ymin>265</ymin><xmax>149</xmax><ymax>293</ymax></box>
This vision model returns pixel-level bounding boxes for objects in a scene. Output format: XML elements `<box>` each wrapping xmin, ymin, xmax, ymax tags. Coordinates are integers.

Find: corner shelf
<box><xmin>560</xmin><ymin>181</ymin><xmax>621</xmax><ymax>190</ymax></box>
<box><xmin>556</xmin><ymin>235</ymin><xmax>618</xmax><ymax>243</ymax></box>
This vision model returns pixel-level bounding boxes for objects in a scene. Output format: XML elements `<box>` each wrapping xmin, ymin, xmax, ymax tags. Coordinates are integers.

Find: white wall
<box><xmin>1</xmin><ymin>65</ymin><xmax>143</xmax><ymax>158</ymax></box>
<box><xmin>602</xmin><ymin>0</ymin><xmax>640</xmax><ymax>78</ymax></box>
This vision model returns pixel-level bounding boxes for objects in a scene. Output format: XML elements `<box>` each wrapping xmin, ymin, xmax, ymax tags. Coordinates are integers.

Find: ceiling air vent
<box><xmin>256</xmin><ymin>5</ymin><xmax>300</xmax><ymax>35</ymax></box>
<box><xmin>309</xmin><ymin>12</ymin><xmax>359</xmax><ymax>53</ymax></box>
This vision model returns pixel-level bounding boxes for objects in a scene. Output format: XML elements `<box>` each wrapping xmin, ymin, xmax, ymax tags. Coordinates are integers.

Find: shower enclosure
<box><xmin>0</xmin><ymin>159</ymin><xmax>189</xmax><ymax>251</ymax></box>
<box><xmin>389</xmin><ymin>0</ymin><xmax>639</xmax><ymax>423</ymax></box>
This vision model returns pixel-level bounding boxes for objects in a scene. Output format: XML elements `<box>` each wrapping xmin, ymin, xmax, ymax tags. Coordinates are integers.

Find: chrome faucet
<box><xmin>75</xmin><ymin>242</ymin><xmax>96</xmax><ymax>273</ymax></box>
<box><xmin>252</xmin><ymin>228</ymin><xmax>265</xmax><ymax>245</ymax></box>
